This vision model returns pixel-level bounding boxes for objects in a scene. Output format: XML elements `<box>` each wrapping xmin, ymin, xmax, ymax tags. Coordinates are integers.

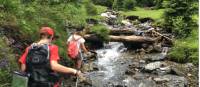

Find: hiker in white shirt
<box><xmin>67</xmin><ymin>28</ymin><xmax>90</xmax><ymax>69</ymax></box>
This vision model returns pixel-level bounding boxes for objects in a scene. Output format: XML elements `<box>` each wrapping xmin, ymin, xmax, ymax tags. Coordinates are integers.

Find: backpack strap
<box><xmin>46</xmin><ymin>44</ymin><xmax>50</xmax><ymax>60</ymax></box>
<box><xmin>28</xmin><ymin>43</ymin><xmax>50</xmax><ymax>60</ymax></box>
<box><xmin>72</xmin><ymin>35</ymin><xmax>82</xmax><ymax>41</ymax></box>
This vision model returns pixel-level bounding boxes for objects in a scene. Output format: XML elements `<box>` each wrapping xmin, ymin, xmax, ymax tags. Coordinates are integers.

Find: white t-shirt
<box><xmin>67</xmin><ymin>34</ymin><xmax>85</xmax><ymax>52</ymax></box>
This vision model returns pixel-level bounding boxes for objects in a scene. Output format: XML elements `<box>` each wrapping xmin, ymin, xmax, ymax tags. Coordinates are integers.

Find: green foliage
<box><xmin>112</xmin><ymin>0</ymin><xmax>123</xmax><ymax>10</ymax></box>
<box><xmin>0</xmin><ymin>0</ymin><xmax>89</xmax><ymax>66</ymax></box>
<box><xmin>155</xmin><ymin>0</ymin><xmax>164</xmax><ymax>9</ymax></box>
<box><xmin>136</xmin><ymin>0</ymin><xmax>163</xmax><ymax>8</ymax></box>
<box><xmin>112</xmin><ymin>0</ymin><xmax>136</xmax><ymax>11</ymax></box>
<box><xmin>91</xmin><ymin>0</ymin><xmax>114</xmax><ymax>8</ymax></box>
<box><xmin>170</xmin><ymin>16</ymin><xmax>193</xmax><ymax>37</ymax></box>
<box><xmin>163</xmin><ymin>0</ymin><xmax>197</xmax><ymax>38</ymax></box>
<box><xmin>0</xmin><ymin>36</ymin><xmax>18</xmax><ymax>86</ymax></box>
<box><xmin>122</xmin><ymin>0</ymin><xmax>137</xmax><ymax>10</ymax></box>
<box><xmin>84</xmin><ymin>0</ymin><xmax>98</xmax><ymax>15</ymax></box>
<box><xmin>91</xmin><ymin>24</ymin><xmax>110</xmax><ymax>42</ymax></box>
<box><xmin>168</xmin><ymin>29</ymin><xmax>198</xmax><ymax>65</ymax></box>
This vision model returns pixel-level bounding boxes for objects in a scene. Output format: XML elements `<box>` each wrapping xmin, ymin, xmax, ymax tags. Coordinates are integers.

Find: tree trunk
<box><xmin>84</xmin><ymin>34</ymin><xmax>155</xmax><ymax>43</ymax></box>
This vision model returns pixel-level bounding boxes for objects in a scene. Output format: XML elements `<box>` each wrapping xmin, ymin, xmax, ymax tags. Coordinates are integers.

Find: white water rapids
<box><xmin>96</xmin><ymin>42</ymin><xmax>126</xmax><ymax>79</ymax></box>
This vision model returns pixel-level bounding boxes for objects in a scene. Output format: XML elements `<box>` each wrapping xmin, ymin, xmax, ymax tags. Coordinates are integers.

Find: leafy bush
<box><xmin>154</xmin><ymin>0</ymin><xmax>164</xmax><ymax>9</ymax></box>
<box><xmin>136</xmin><ymin>0</ymin><xmax>154</xmax><ymax>7</ymax></box>
<box><xmin>0</xmin><ymin>36</ymin><xmax>18</xmax><ymax>86</ymax></box>
<box><xmin>112</xmin><ymin>0</ymin><xmax>136</xmax><ymax>10</ymax></box>
<box><xmin>85</xmin><ymin>0</ymin><xmax>98</xmax><ymax>15</ymax></box>
<box><xmin>168</xmin><ymin>29</ymin><xmax>198</xmax><ymax>65</ymax></box>
<box><xmin>112</xmin><ymin>0</ymin><xmax>123</xmax><ymax>10</ymax></box>
<box><xmin>163</xmin><ymin>0</ymin><xmax>197</xmax><ymax>38</ymax></box>
<box><xmin>91</xmin><ymin>0</ymin><xmax>114</xmax><ymax>8</ymax></box>
<box><xmin>91</xmin><ymin>24</ymin><xmax>110</xmax><ymax>42</ymax></box>
<box><xmin>123</xmin><ymin>0</ymin><xmax>137</xmax><ymax>10</ymax></box>
<box><xmin>0</xmin><ymin>0</ymin><xmax>89</xmax><ymax>63</ymax></box>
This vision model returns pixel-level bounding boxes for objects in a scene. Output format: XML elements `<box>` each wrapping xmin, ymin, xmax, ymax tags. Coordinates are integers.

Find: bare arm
<box><xmin>20</xmin><ymin>64</ymin><xmax>26</xmax><ymax>72</ymax></box>
<box><xmin>51</xmin><ymin>60</ymin><xmax>77</xmax><ymax>75</ymax></box>
<box><xmin>80</xmin><ymin>43</ymin><xmax>88</xmax><ymax>53</ymax></box>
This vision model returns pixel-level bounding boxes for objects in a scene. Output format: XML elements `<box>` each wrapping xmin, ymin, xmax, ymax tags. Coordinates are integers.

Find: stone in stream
<box><xmin>155</xmin><ymin>75</ymin><xmax>188</xmax><ymax>87</ymax></box>
<box><xmin>128</xmin><ymin>78</ymin><xmax>157</xmax><ymax>87</ymax></box>
<box><xmin>145</xmin><ymin>62</ymin><xmax>165</xmax><ymax>71</ymax></box>
<box><xmin>144</xmin><ymin>53</ymin><xmax>167</xmax><ymax>61</ymax></box>
<box><xmin>144</xmin><ymin>61</ymin><xmax>171</xmax><ymax>75</ymax></box>
<box><xmin>171</xmin><ymin>67</ymin><xmax>185</xmax><ymax>76</ymax></box>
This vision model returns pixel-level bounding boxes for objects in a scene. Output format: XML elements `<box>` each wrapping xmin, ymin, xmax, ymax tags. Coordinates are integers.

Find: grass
<box><xmin>120</xmin><ymin>7</ymin><xmax>165</xmax><ymax>20</ymax></box>
<box><xmin>168</xmin><ymin>28</ymin><xmax>198</xmax><ymax>65</ymax></box>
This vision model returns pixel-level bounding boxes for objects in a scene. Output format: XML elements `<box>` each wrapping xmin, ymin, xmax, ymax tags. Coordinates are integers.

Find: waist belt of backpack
<box><xmin>29</xmin><ymin>81</ymin><xmax>54</xmax><ymax>87</ymax></box>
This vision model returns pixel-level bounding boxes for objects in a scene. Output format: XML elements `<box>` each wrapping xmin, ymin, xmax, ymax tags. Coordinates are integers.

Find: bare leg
<box><xmin>76</xmin><ymin>59</ymin><xmax>82</xmax><ymax>70</ymax></box>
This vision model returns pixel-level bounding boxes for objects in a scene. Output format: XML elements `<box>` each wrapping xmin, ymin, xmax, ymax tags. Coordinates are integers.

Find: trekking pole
<box><xmin>75</xmin><ymin>76</ymin><xmax>79</xmax><ymax>87</ymax></box>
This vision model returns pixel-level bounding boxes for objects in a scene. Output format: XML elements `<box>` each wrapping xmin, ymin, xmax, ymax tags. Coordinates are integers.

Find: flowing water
<box><xmin>80</xmin><ymin>42</ymin><xmax>190</xmax><ymax>87</ymax></box>
<box><xmin>85</xmin><ymin>42</ymin><xmax>131</xmax><ymax>87</ymax></box>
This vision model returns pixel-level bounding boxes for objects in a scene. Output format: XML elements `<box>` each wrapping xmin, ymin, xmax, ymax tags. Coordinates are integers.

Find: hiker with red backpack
<box><xmin>67</xmin><ymin>28</ymin><xmax>91</xmax><ymax>70</ymax></box>
<box><xmin>19</xmin><ymin>27</ymin><xmax>83</xmax><ymax>87</ymax></box>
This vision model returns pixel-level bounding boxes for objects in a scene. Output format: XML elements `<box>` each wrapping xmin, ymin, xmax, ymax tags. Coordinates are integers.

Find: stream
<box><xmin>79</xmin><ymin>42</ymin><xmax>193</xmax><ymax>87</ymax></box>
<box><xmin>86</xmin><ymin>42</ymin><xmax>130</xmax><ymax>87</ymax></box>
<box><xmin>62</xmin><ymin>11</ymin><xmax>198</xmax><ymax>87</ymax></box>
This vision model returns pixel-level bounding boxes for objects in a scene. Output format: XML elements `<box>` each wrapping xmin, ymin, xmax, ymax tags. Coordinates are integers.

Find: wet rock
<box><xmin>161</xmin><ymin>75</ymin><xmax>188</xmax><ymax>87</ymax></box>
<box><xmin>125</xmin><ymin>69</ymin><xmax>135</xmax><ymax>75</ymax></box>
<box><xmin>132</xmin><ymin>73</ymin><xmax>149</xmax><ymax>80</ymax></box>
<box><xmin>185</xmin><ymin>63</ymin><xmax>194</xmax><ymax>69</ymax></box>
<box><xmin>187</xmin><ymin>73</ymin><xmax>192</xmax><ymax>77</ymax></box>
<box><xmin>145</xmin><ymin>45</ymin><xmax>154</xmax><ymax>53</ymax></box>
<box><xmin>128</xmin><ymin>78</ymin><xmax>156</xmax><ymax>87</ymax></box>
<box><xmin>145</xmin><ymin>53</ymin><xmax>167</xmax><ymax>61</ymax></box>
<box><xmin>82</xmin><ymin>63</ymin><xmax>91</xmax><ymax>72</ymax></box>
<box><xmin>155</xmin><ymin>66</ymin><xmax>171</xmax><ymax>75</ymax></box>
<box><xmin>153</xmin><ymin>77</ymin><xmax>170</xmax><ymax>83</ymax></box>
<box><xmin>171</xmin><ymin>67</ymin><xmax>185</xmax><ymax>76</ymax></box>
<box><xmin>138</xmin><ymin>60</ymin><xmax>146</xmax><ymax>69</ymax></box>
<box><xmin>144</xmin><ymin>61</ymin><xmax>171</xmax><ymax>75</ymax></box>
<box><xmin>92</xmin><ymin>63</ymin><xmax>99</xmax><ymax>71</ymax></box>
<box><xmin>153</xmin><ymin>44</ymin><xmax>162</xmax><ymax>52</ymax></box>
<box><xmin>144</xmin><ymin>62</ymin><xmax>165</xmax><ymax>71</ymax></box>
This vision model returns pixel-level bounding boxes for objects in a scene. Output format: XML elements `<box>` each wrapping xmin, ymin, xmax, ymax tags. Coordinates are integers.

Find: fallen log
<box><xmin>151</xmin><ymin>30</ymin><xmax>173</xmax><ymax>42</ymax></box>
<box><xmin>109</xmin><ymin>29</ymin><xmax>135</xmax><ymax>35</ymax></box>
<box><xmin>84</xmin><ymin>34</ymin><xmax>155</xmax><ymax>43</ymax></box>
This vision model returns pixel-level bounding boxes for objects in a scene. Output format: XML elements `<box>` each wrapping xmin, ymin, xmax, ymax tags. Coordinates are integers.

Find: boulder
<box><xmin>160</xmin><ymin>75</ymin><xmax>188</xmax><ymax>87</ymax></box>
<box><xmin>144</xmin><ymin>62</ymin><xmax>164</xmax><ymax>71</ymax></box>
<box><xmin>145</xmin><ymin>53</ymin><xmax>167</xmax><ymax>61</ymax></box>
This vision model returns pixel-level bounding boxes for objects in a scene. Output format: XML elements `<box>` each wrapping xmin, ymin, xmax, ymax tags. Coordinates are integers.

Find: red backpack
<box><xmin>67</xmin><ymin>35</ymin><xmax>81</xmax><ymax>59</ymax></box>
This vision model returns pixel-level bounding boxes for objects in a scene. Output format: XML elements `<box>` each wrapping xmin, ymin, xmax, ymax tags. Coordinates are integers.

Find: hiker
<box><xmin>67</xmin><ymin>28</ymin><xmax>91</xmax><ymax>70</ymax></box>
<box><xmin>19</xmin><ymin>27</ymin><xmax>83</xmax><ymax>87</ymax></box>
